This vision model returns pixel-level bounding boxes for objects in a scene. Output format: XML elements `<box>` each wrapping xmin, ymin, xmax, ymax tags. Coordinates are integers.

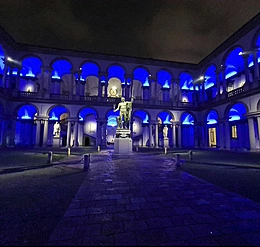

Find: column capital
<box><xmin>98</xmin><ymin>71</ymin><xmax>108</xmax><ymax>77</ymax></box>
<box><xmin>41</xmin><ymin>66</ymin><xmax>52</xmax><ymax>72</ymax></box>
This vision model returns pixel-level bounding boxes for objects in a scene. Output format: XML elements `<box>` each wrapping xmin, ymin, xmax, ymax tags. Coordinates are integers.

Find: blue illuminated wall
<box><xmin>79</xmin><ymin>107</ymin><xmax>97</xmax><ymax>121</ymax></box>
<box><xmin>133</xmin><ymin>110</ymin><xmax>149</xmax><ymax>124</ymax></box>
<box><xmin>181</xmin><ymin>112</ymin><xmax>195</xmax><ymax>147</ymax></box>
<box><xmin>180</xmin><ymin>72</ymin><xmax>194</xmax><ymax>90</ymax></box>
<box><xmin>225</xmin><ymin>47</ymin><xmax>244</xmax><ymax>79</ymax></box>
<box><xmin>108</xmin><ymin>65</ymin><xmax>125</xmax><ymax>83</ymax></box>
<box><xmin>49</xmin><ymin>106</ymin><xmax>68</xmax><ymax>120</ymax></box>
<box><xmin>52</xmin><ymin>60</ymin><xmax>72</xmax><ymax>79</ymax></box>
<box><xmin>80</xmin><ymin>62</ymin><xmax>99</xmax><ymax>81</ymax></box>
<box><xmin>207</xmin><ymin>110</ymin><xmax>218</xmax><ymax>125</ymax></box>
<box><xmin>133</xmin><ymin>67</ymin><xmax>149</xmax><ymax>86</ymax></box>
<box><xmin>16</xmin><ymin>105</ymin><xmax>37</xmax><ymax>146</ymax></box>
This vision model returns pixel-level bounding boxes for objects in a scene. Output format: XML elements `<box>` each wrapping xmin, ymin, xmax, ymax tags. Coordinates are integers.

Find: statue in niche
<box><xmin>114</xmin><ymin>96</ymin><xmax>134</xmax><ymax>129</ymax></box>
<box><xmin>163</xmin><ymin>125</ymin><xmax>168</xmax><ymax>138</ymax></box>
<box><xmin>53</xmin><ymin>121</ymin><xmax>61</xmax><ymax>137</ymax></box>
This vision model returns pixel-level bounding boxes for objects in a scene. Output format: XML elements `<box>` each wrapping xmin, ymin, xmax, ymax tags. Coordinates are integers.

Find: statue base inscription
<box><xmin>113</xmin><ymin>129</ymin><xmax>133</xmax><ymax>157</ymax></box>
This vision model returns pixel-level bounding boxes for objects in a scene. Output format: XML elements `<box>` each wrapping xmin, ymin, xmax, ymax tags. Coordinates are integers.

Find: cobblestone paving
<box><xmin>48</xmin><ymin>151</ymin><xmax>260</xmax><ymax>246</ymax></box>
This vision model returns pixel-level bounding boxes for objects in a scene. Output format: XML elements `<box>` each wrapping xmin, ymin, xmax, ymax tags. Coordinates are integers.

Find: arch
<box><xmin>206</xmin><ymin>109</ymin><xmax>219</xmax><ymax>125</ymax></box>
<box><xmin>180</xmin><ymin>112</ymin><xmax>195</xmax><ymax>125</ymax></box>
<box><xmin>133</xmin><ymin>109</ymin><xmax>150</xmax><ymax>124</ymax></box>
<box><xmin>179</xmin><ymin>71</ymin><xmax>194</xmax><ymax>90</ymax></box>
<box><xmin>107</xmin><ymin>64</ymin><xmax>126</xmax><ymax>82</ymax></box>
<box><xmin>133</xmin><ymin>67</ymin><xmax>150</xmax><ymax>85</ymax></box>
<box><xmin>0</xmin><ymin>44</ymin><xmax>6</xmax><ymax>74</ymax></box>
<box><xmin>78</xmin><ymin>107</ymin><xmax>98</xmax><ymax>121</ymax></box>
<box><xmin>157</xmin><ymin>111</ymin><xmax>173</xmax><ymax>124</ymax></box>
<box><xmin>80</xmin><ymin>61</ymin><xmax>100</xmax><ymax>80</ymax></box>
<box><xmin>20</xmin><ymin>56</ymin><xmax>43</xmax><ymax>77</ymax></box>
<box><xmin>48</xmin><ymin>105</ymin><xmax>70</xmax><ymax>120</ymax></box>
<box><xmin>16</xmin><ymin>104</ymin><xmax>38</xmax><ymax>120</ymax></box>
<box><xmin>223</xmin><ymin>46</ymin><xmax>244</xmax><ymax>79</ymax></box>
<box><xmin>156</xmin><ymin>69</ymin><xmax>172</xmax><ymax>88</ymax></box>
<box><xmin>50</xmin><ymin>58</ymin><xmax>73</xmax><ymax>79</ymax></box>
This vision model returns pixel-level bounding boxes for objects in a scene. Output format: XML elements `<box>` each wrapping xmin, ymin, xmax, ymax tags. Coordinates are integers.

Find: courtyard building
<box><xmin>0</xmin><ymin>13</ymin><xmax>260</xmax><ymax>151</ymax></box>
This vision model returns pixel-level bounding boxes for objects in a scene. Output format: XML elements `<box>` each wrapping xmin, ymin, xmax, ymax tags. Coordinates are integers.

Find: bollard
<box><xmin>47</xmin><ymin>151</ymin><xmax>53</xmax><ymax>164</ymax></box>
<box><xmin>83</xmin><ymin>154</ymin><xmax>90</xmax><ymax>171</ymax></box>
<box><xmin>176</xmin><ymin>154</ymin><xmax>181</xmax><ymax>167</ymax></box>
<box><xmin>188</xmin><ymin>150</ymin><xmax>192</xmax><ymax>160</ymax></box>
<box><xmin>67</xmin><ymin>147</ymin><xmax>71</xmax><ymax>156</ymax></box>
<box><xmin>164</xmin><ymin>147</ymin><xmax>167</xmax><ymax>154</ymax></box>
<box><xmin>97</xmin><ymin>145</ymin><xmax>100</xmax><ymax>152</ymax></box>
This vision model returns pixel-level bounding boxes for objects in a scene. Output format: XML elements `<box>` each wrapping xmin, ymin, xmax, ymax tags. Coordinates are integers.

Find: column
<box><xmin>2</xmin><ymin>63</ymin><xmax>8</xmax><ymax>88</ymax></box>
<box><xmin>194</xmin><ymin>124</ymin><xmax>199</xmax><ymax>148</ymax></box>
<box><xmin>155</xmin><ymin>121</ymin><xmax>159</xmax><ymax>148</ymax></box>
<box><xmin>170</xmin><ymin>79</ymin><xmax>175</xmax><ymax>101</ymax></box>
<box><xmin>177</xmin><ymin>124</ymin><xmax>182</xmax><ymax>148</ymax></box>
<box><xmin>241</xmin><ymin>53</ymin><xmax>250</xmax><ymax>83</ymax></box>
<box><xmin>16</xmin><ymin>69</ymin><xmax>21</xmax><ymax>91</ymax></box>
<box><xmin>221</xmin><ymin>66</ymin><xmax>227</xmax><ymax>94</ymax></box>
<box><xmin>149</xmin><ymin>123</ymin><xmax>153</xmax><ymax>147</ymax></box>
<box><xmin>35</xmin><ymin>119</ymin><xmax>41</xmax><ymax>147</ymax></box>
<box><xmin>42</xmin><ymin>119</ymin><xmax>49</xmax><ymax>147</ymax></box>
<box><xmin>98</xmin><ymin>74</ymin><xmax>103</xmax><ymax>98</ymax></box>
<box><xmin>215</xmin><ymin>68</ymin><xmax>221</xmax><ymax>96</ymax></box>
<box><xmin>74</xmin><ymin>121</ymin><xmax>79</xmax><ymax>147</ymax></box>
<box><xmin>172</xmin><ymin>123</ymin><xmax>176</xmax><ymax>148</ymax></box>
<box><xmin>224</xmin><ymin>121</ymin><xmax>230</xmax><ymax>150</ymax></box>
<box><xmin>96</xmin><ymin>118</ymin><xmax>103</xmax><ymax>147</ymax></box>
<box><xmin>218</xmin><ymin>121</ymin><xmax>224</xmax><ymax>149</ymax></box>
<box><xmin>253</xmin><ymin>48</ymin><xmax>259</xmax><ymax>81</ymax></box>
<box><xmin>70</xmin><ymin>69</ymin><xmax>75</xmax><ymax>97</ymax></box>
<box><xmin>176</xmin><ymin>79</ymin><xmax>180</xmax><ymax>105</ymax></box>
<box><xmin>101</xmin><ymin>120</ymin><xmax>107</xmax><ymax>147</ymax></box>
<box><xmin>257</xmin><ymin>116</ymin><xmax>260</xmax><ymax>149</ymax></box>
<box><xmin>66</xmin><ymin>120</ymin><xmax>72</xmax><ymax>147</ymax></box>
<box><xmin>248</xmin><ymin>117</ymin><xmax>256</xmax><ymax>151</ymax></box>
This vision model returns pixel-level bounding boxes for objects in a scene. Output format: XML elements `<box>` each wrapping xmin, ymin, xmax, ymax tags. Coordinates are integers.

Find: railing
<box><xmin>50</xmin><ymin>93</ymin><xmax>69</xmax><ymax>100</ymax></box>
<box><xmin>227</xmin><ymin>87</ymin><xmax>244</xmax><ymax>97</ymax></box>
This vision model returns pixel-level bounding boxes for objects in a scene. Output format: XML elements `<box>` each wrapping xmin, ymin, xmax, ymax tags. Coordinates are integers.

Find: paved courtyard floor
<box><xmin>45</xmin><ymin>149</ymin><xmax>260</xmax><ymax>246</ymax></box>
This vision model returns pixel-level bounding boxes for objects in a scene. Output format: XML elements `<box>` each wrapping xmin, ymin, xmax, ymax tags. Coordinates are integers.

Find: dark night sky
<box><xmin>0</xmin><ymin>0</ymin><xmax>260</xmax><ymax>64</ymax></box>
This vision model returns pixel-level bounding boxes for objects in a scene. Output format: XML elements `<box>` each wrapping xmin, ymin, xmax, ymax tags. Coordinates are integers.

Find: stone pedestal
<box><xmin>163</xmin><ymin>137</ymin><xmax>169</xmax><ymax>148</ymax></box>
<box><xmin>113</xmin><ymin>129</ymin><xmax>133</xmax><ymax>157</ymax></box>
<box><xmin>53</xmin><ymin>136</ymin><xmax>61</xmax><ymax>147</ymax></box>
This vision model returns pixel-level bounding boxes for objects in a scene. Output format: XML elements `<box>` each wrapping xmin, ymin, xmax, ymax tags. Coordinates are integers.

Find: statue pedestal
<box><xmin>53</xmin><ymin>136</ymin><xmax>61</xmax><ymax>147</ymax></box>
<box><xmin>163</xmin><ymin>137</ymin><xmax>169</xmax><ymax>148</ymax></box>
<box><xmin>113</xmin><ymin>129</ymin><xmax>133</xmax><ymax>157</ymax></box>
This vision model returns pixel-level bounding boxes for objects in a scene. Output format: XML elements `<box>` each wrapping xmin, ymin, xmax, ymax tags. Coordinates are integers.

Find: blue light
<box><xmin>204</xmin><ymin>65</ymin><xmax>216</xmax><ymax>90</ymax></box>
<box><xmin>181</xmin><ymin>113</ymin><xmax>194</xmax><ymax>125</ymax></box>
<box><xmin>17</xmin><ymin>105</ymin><xmax>37</xmax><ymax>120</ymax></box>
<box><xmin>108</xmin><ymin>65</ymin><xmax>125</xmax><ymax>82</ymax></box>
<box><xmin>180</xmin><ymin>72</ymin><xmax>194</xmax><ymax>90</ymax></box>
<box><xmin>229</xmin><ymin>103</ymin><xmax>246</xmax><ymax>121</ymax></box>
<box><xmin>0</xmin><ymin>45</ymin><xmax>4</xmax><ymax>73</ymax></box>
<box><xmin>143</xmin><ymin>77</ymin><xmax>150</xmax><ymax>86</ymax></box>
<box><xmin>157</xmin><ymin>70</ymin><xmax>172</xmax><ymax>88</ymax></box>
<box><xmin>107</xmin><ymin>109</ymin><xmax>119</xmax><ymax>127</ymax></box>
<box><xmin>21</xmin><ymin>57</ymin><xmax>42</xmax><ymax>77</ymax></box>
<box><xmin>207</xmin><ymin>110</ymin><xmax>218</xmax><ymax>125</ymax></box>
<box><xmin>49</xmin><ymin>106</ymin><xmax>68</xmax><ymax>120</ymax></box>
<box><xmin>158</xmin><ymin>112</ymin><xmax>172</xmax><ymax>124</ymax></box>
<box><xmin>52</xmin><ymin>60</ymin><xmax>72</xmax><ymax>79</ymax></box>
<box><xmin>225</xmin><ymin>47</ymin><xmax>244</xmax><ymax>79</ymax></box>
<box><xmin>133</xmin><ymin>68</ymin><xmax>149</xmax><ymax>85</ymax></box>
<box><xmin>80</xmin><ymin>62</ymin><xmax>99</xmax><ymax>80</ymax></box>
<box><xmin>134</xmin><ymin>110</ymin><xmax>149</xmax><ymax>123</ymax></box>
<box><xmin>79</xmin><ymin>108</ymin><xmax>97</xmax><ymax>121</ymax></box>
